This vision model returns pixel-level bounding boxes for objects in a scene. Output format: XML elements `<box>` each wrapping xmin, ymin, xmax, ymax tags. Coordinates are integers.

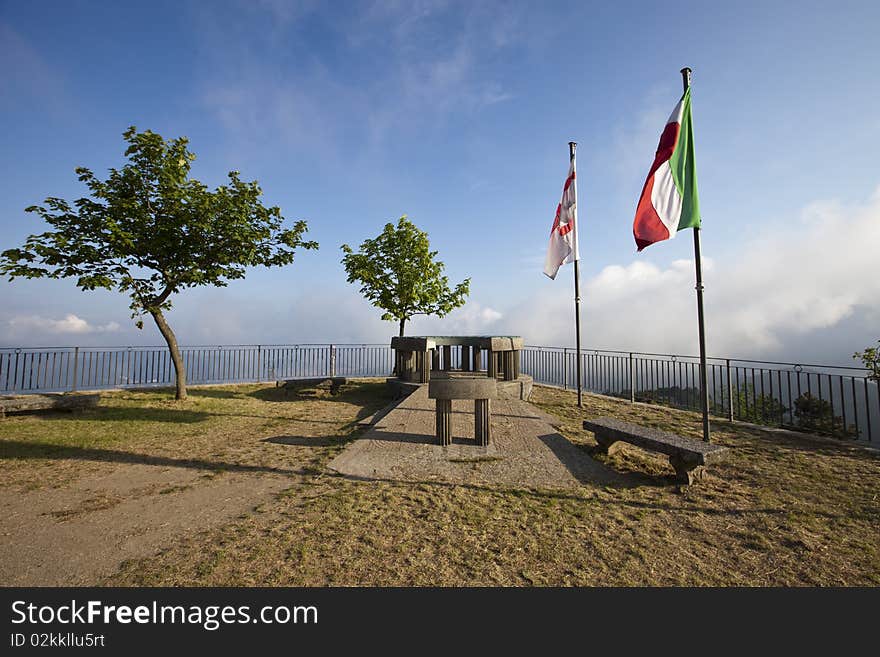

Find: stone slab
<box><xmin>0</xmin><ymin>394</ymin><xmax>99</xmax><ymax>417</ymax></box>
<box><xmin>390</xmin><ymin>375</ymin><xmax>532</xmax><ymax>401</ymax></box>
<box><xmin>390</xmin><ymin>335</ymin><xmax>524</xmax><ymax>350</ymax></box>
<box><xmin>582</xmin><ymin>417</ymin><xmax>728</xmax><ymax>465</ymax></box>
<box><xmin>428</xmin><ymin>377</ymin><xmax>498</xmax><ymax>400</ymax></box>
<box><xmin>390</xmin><ymin>337</ymin><xmax>437</xmax><ymax>352</ymax></box>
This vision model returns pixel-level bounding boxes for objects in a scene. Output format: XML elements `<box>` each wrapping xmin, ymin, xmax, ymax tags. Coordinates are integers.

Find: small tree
<box><xmin>341</xmin><ymin>216</ymin><xmax>469</xmax><ymax>336</ymax></box>
<box><xmin>1</xmin><ymin>127</ymin><xmax>317</xmax><ymax>400</ymax></box>
<box><xmin>793</xmin><ymin>392</ymin><xmax>858</xmax><ymax>439</ymax></box>
<box><xmin>854</xmin><ymin>339</ymin><xmax>880</xmax><ymax>382</ymax></box>
<box><xmin>732</xmin><ymin>382</ymin><xmax>787</xmax><ymax>425</ymax></box>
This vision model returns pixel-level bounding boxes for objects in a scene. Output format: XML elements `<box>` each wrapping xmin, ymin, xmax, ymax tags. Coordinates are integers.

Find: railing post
<box><xmin>72</xmin><ymin>347</ymin><xmax>79</xmax><ymax>392</ymax></box>
<box><xmin>629</xmin><ymin>352</ymin><xmax>634</xmax><ymax>403</ymax></box>
<box><xmin>257</xmin><ymin>345</ymin><xmax>262</xmax><ymax>381</ymax></box>
<box><xmin>329</xmin><ymin>344</ymin><xmax>336</xmax><ymax>377</ymax></box>
<box><xmin>563</xmin><ymin>348</ymin><xmax>568</xmax><ymax>390</ymax></box>
<box><xmin>726</xmin><ymin>359</ymin><xmax>734</xmax><ymax>422</ymax></box>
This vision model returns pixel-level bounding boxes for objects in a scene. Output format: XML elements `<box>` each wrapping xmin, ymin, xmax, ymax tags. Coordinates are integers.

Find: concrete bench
<box><xmin>278</xmin><ymin>377</ymin><xmax>349</xmax><ymax>395</ymax></box>
<box><xmin>428</xmin><ymin>377</ymin><xmax>497</xmax><ymax>447</ymax></box>
<box><xmin>582</xmin><ymin>417</ymin><xmax>729</xmax><ymax>485</ymax></box>
<box><xmin>0</xmin><ymin>393</ymin><xmax>100</xmax><ymax>419</ymax></box>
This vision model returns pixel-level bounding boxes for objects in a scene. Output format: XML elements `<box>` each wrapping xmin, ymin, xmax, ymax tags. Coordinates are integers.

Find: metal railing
<box><xmin>521</xmin><ymin>346</ymin><xmax>878</xmax><ymax>442</ymax></box>
<box><xmin>2</xmin><ymin>343</ymin><xmax>876</xmax><ymax>442</ymax></box>
<box><xmin>0</xmin><ymin>344</ymin><xmax>392</xmax><ymax>394</ymax></box>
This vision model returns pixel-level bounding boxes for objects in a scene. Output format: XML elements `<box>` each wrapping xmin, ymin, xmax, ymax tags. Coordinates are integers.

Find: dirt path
<box><xmin>329</xmin><ymin>385</ymin><xmax>622</xmax><ymax>488</ymax></box>
<box><xmin>0</xmin><ymin>462</ymin><xmax>293</xmax><ymax>585</ymax></box>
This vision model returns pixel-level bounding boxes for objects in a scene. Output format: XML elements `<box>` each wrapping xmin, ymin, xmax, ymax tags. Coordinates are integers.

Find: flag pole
<box><xmin>681</xmin><ymin>67</ymin><xmax>710</xmax><ymax>443</ymax></box>
<box><xmin>570</xmin><ymin>141</ymin><xmax>583</xmax><ymax>408</ymax></box>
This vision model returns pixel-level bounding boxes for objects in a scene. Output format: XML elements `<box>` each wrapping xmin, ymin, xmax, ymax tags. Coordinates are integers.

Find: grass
<box><xmin>1</xmin><ymin>380</ymin><xmax>878</xmax><ymax>586</ymax></box>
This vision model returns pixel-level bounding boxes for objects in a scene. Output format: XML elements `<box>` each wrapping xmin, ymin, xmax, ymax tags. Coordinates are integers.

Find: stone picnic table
<box><xmin>390</xmin><ymin>335</ymin><xmax>524</xmax><ymax>384</ymax></box>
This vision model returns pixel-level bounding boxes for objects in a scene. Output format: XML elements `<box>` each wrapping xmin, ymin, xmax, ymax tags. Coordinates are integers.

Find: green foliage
<box><xmin>1</xmin><ymin>127</ymin><xmax>317</xmax><ymax>400</ymax></box>
<box><xmin>793</xmin><ymin>392</ymin><xmax>858</xmax><ymax>439</ymax></box>
<box><xmin>732</xmin><ymin>383</ymin><xmax>787</xmax><ymax>425</ymax></box>
<box><xmin>1</xmin><ymin>126</ymin><xmax>318</xmax><ymax>320</ymax></box>
<box><xmin>853</xmin><ymin>339</ymin><xmax>880</xmax><ymax>382</ymax></box>
<box><xmin>631</xmin><ymin>386</ymin><xmax>699</xmax><ymax>409</ymax></box>
<box><xmin>340</xmin><ymin>216</ymin><xmax>469</xmax><ymax>335</ymax></box>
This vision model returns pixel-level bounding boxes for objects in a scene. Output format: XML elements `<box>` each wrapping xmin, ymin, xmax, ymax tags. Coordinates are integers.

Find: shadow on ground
<box><xmin>0</xmin><ymin>440</ymin><xmax>304</xmax><ymax>476</ymax></box>
<box><xmin>263</xmin><ymin>435</ymin><xmax>340</xmax><ymax>448</ymax></box>
<box><xmin>30</xmin><ymin>407</ymin><xmax>211</xmax><ymax>424</ymax></box>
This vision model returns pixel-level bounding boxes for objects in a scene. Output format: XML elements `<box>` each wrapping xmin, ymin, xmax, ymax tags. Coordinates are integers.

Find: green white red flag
<box><xmin>633</xmin><ymin>88</ymin><xmax>701</xmax><ymax>251</ymax></box>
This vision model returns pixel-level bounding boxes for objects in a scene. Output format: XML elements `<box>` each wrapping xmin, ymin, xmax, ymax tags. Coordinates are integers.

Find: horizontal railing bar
<box><xmin>1</xmin><ymin>344</ymin><xmax>871</xmax><ymax>374</ymax></box>
<box><xmin>523</xmin><ymin>346</ymin><xmax>870</xmax><ymax>373</ymax></box>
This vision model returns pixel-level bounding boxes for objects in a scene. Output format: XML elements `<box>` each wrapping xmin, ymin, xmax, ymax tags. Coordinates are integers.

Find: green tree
<box><xmin>341</xmin><ymin>216</ymin><xmax>469</xmax><ymax>336</ymax></box>
<box><xmin>853</xmin><ymin>339</ymin><xmax>880</xmax><ymax>382</ymax></box>
<box><xmin>793</xmin><ymin>392</ymin><xmax>858</xmax><ymax>439</ymax></box>
<box><xmin>1</xmin><ymin>127</ymin><xmax>317</xmax><ymax>400</ymax></box>
<box><xmin>732</xmin><ymin>383</ymin><xmax>787</xmax><ymax>425</ymax></box>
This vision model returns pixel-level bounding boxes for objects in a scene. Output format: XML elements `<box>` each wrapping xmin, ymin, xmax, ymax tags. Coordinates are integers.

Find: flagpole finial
<box><xmin>680</xmin><ymin>67</ymin><xmax>692</xmax><ymax>91</ymax></box>
<box><xmin>568</xmin><ymin>141</ymin><xmax>577</xmax><ymax>158</ymax></box>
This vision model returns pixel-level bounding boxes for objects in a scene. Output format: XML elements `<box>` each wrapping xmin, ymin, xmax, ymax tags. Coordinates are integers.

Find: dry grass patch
<box><xmin>0</xmin><ymin>380</ymin><xmax>390</xmax><ymax>492</ymax></box>
<box><xmin>104</xmin><ymin>384</ymin><xmax>879</xmax><ymax>586</ymax></box>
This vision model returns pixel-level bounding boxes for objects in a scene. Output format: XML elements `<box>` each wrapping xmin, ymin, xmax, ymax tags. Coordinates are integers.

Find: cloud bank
<box><xmin>492</xmin><ymin>184</ymin><xmax>880</xmax><ymax>360</ymax></box>
<box><xmin>6</xmin><ymin>314</ymin><xmax>120</xmax><ymax>340</ymax></box>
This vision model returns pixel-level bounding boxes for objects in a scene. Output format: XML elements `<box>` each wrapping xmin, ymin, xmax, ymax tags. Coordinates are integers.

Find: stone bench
<box><xmin>0</xmin><ymin>393</ymin><xmax>100</xmax><ymax>419</ymax></box>
<box><xmin>428</xmin><ymin>377</ymin><xmax>497</xmax><ymax>447</ymax></box>
<box><xmin>278</xmin><ymin>377</ymin><xmax>349</xmax><ymax>395</ymax></box>
<box><xmin>582</xmin><ymin>417</ymin><xmax>729</xmax><ymax>485</ymax></box>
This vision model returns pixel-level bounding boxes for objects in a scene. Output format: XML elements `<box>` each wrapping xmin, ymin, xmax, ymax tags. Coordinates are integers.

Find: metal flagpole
<box><xmin>681</xmin><ymin>67</ymin><xmax>711</xmax><ymax>443</ymax></box>
<box><xmin>570</xmin><ymin>141</ymin><xmax>583</xmax><ymax>408</ymax></box>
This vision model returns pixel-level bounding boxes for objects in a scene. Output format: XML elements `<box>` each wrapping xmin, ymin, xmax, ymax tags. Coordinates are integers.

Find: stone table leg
<box><xmin>472</xmin><ymin>347</ymin><xmax>482</xmax><ymax>372</ymax></box>
<box><xmin>432</xmin><ymin>349</ymin><xmax>440</xmax><ymax>371</ymax></box>
<box><xmin>503</xmin><ymin>351</ymin><xmax>515</xmax><ymax>381</ymax></box>
<box><xmin>436</xmin><ymin>399</ymin><xmax>452</xmax><ymax>446</ymax></box>
<box><xmin>487</xmin><ymin>351</ymin><xmax>497</xmax><ymax>377</ymax></box>
<box><xmin>443</xmin><ymin>346</ymin><xmax>452</xmax><ymax>371</ymax></box>
<box><xmin>474</xmin><ymin>398</ymin><xmax>491</xmax><ymax>447</ymax></box>
<box><xmin>461</xmin><ymin>345</ymin><xmax>471</xmax><ymax>371</ymax></box>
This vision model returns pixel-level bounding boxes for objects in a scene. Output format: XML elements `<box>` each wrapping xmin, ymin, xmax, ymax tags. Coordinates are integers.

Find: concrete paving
<box><xmin>328</xmin><ymin>385</ymin><xmax>620</xmax><ymax>489</ymax></box>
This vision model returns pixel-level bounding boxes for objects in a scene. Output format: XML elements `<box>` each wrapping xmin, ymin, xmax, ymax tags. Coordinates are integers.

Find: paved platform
<box><xmin>328</xmin><ymin>385</ymin><xmax>619</xmax><ymax>489</ymax></box>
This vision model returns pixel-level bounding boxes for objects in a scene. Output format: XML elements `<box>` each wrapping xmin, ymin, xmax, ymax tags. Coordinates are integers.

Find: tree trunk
<box><xmin>398</xmin><ymin>317</ymin><xmax>406</xmax><ymax>337</ymax></box>
<box><xmin>150</xmin><ymin>308</ymin><xmax>187</xmax><ymax>401</ymax></box>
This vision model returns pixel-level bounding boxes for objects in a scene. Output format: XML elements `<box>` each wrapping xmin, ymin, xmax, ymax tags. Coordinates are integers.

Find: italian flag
<box><xmin>633</xmin><ymin>88</ymin><xmax>701</xmax><ymax>251</ymax></box>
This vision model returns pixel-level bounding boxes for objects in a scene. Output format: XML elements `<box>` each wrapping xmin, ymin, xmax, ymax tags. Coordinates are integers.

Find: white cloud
<box><xmin>409</xmin><ymin>301</ymin><xmax>503</xmax><ymax>336</ymax></box>
<box><xmin>499</xmin><ymin>185</ymin><xmax>880</xmax><ymax>359</ymax></box>
<box><xmin>6</xmin><ymin>314</ymin><xmax>121</xmax><ymax>337</ymax></box>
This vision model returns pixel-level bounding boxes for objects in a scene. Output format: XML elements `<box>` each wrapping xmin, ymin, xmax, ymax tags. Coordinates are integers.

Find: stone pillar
<box><xmin>432</xmin><ymin>349</ymin><xmax>441</xmax><ymax>371</ymax></box>
<box><xmin>460</xmin><ymin>345</ymin><xmax>471</xmax><ymax>371</ymax></box>
<box><xmin>472</xmin><ymin>347</ymin><xmax>482</xmax><ymax>372</ymax></box>
<box><xmin>512</xmin><ymin>350</ymin><xmax>521</xmax><ymax>379</ymax></box>
<box><xmin>503</xmin><ymin>351</ymin><xmax>515</xmax><ymax>381</ymax></box>
<box><xmin>417</xmin><ymin>351</ymin><xmax>430</xmax><ymax>383</ymax></box>
<box><xmin>474</xmin><ymin>398</ymin><xmax>491</xmax><ymax>447</ymax></box>
<box><xmin>487</xmin><ymin>351</ymin><xmax>497</xmax><ymax>378</ymax></box>
<box><xmin>436</xmin><ymin>399</ymin><xmax>452</xmax><ymax>446</ymax></box>
<box><xmin>443</xmin><ymin>345</ymin><xmax>452</xmax><ymax>371</ymax></box>
<box><xmin>399</xmin><ymin>351</ymin><xmax>414</xmax><ymax>381</ymax></box>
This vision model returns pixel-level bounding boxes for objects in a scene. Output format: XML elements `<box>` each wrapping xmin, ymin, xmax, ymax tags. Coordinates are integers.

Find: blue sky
<box><xmin>2</xmin><ymin>0</ymin><xmax>879</xmax><ymax>364</ymax></box>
